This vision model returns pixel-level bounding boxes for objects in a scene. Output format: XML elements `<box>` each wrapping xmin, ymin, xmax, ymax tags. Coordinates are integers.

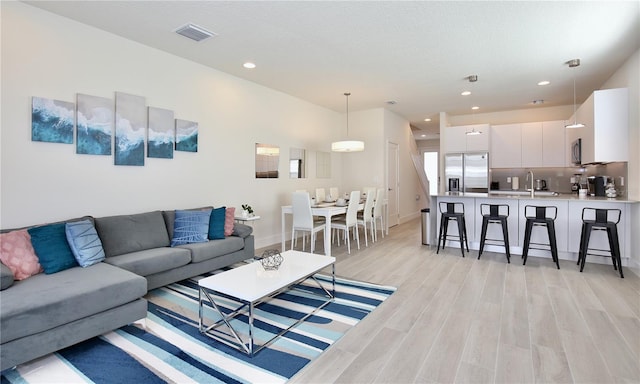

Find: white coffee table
<box><xmin>198</xmin><ymin>250</ymin><xmax>336</xmax><ymax>356</ymax></box>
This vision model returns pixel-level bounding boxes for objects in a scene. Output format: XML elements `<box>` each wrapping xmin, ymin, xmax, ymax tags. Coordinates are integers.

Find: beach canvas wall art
<box><xmin>175</xmin><ymin>119</ymin><xmax>198</xmax><ymax>152</ymax></box>
<box><xmin>147</xmin><ymin>107</ymin><xmax>174</xmax><ymax>159</ymax></box>
<box><xmin>115</xmin><ymin>92</ymin><xmax>146</xmax><ymax>166</ymax></box>
<box><xmin>76</xmin><ymin>94</ymin><xmax>113</xmax><ymax>155</ymax></box>
<box><xmin>31</xmin><ymin>97</ymin><xmax>74</xmax><ymax>144</ymax></box>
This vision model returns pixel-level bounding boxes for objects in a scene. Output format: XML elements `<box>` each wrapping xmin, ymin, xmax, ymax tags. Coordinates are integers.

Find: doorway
<box><xmin>423</xmin><ymin>151</ymin><xmax>438</xmax><ymax>195</ymax></box>
<box><xmin>387</xmin><ymin>141</ymin><xmax>399</xmax><ymax>227</ymax></box>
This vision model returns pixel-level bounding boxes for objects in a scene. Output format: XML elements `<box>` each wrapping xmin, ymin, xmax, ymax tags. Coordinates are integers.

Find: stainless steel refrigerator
<box><xmin>444</xmin><ymin>152</ymin><xmax>489</xmax><ymax>193</ymax></box>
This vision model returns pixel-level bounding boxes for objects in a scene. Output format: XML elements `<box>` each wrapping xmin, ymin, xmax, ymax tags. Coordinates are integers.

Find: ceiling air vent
<box><xmin>175</xmin><ymin>23</ymin><xmax>215</xmax><ymax>42</ymax></box>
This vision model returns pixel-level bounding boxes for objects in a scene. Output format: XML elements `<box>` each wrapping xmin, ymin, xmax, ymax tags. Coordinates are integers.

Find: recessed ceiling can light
<box><xmin>538</xmin><ymin>80</ymin><xmax>550</xmax><ymax>86</ymax></box>
<box><xmin>471</xmin><ymin>106</ymin><xmax>479</xmax><ymax>110</ymax></box>
<box><xmin>424</xmin><ymin>118</ymin><xmax>431</xmax><ymax>122</ymax></box>
<box><xmin>461</xmin><ymin>91</ymin><xmax>471</xmax><ymax>96</ymax></box>
<box><xmin>243</xmin><ymin>62</ymin><xmax>256</xmax><ymax>69</ymax></box>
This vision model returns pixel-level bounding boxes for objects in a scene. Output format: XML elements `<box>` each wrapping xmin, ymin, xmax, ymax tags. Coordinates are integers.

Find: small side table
<box><xmin>234</xmin><ymin>215</ymin><xmax>261</xmax><ymax>225</ymax></box>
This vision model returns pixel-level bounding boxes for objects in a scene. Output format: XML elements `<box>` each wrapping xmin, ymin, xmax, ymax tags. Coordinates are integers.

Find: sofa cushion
<box><xmin>208</xmin><ymin>207</ymin><xmax>226</xmax><ymax>240</ymax></box>
<box><xmin>232</xmin><ymin>223</ymin><xmax>254</xmax><ymax>239</ymax></box>
<box><xmin>0</xmin><ymin>263</ymin><xmax>146</xmax><ymax>344</ymax></box>
<box><xmin>177</xmin><ymin>236</ymin><xmax>245</xmax><ymax>263</ymax></box>
<box><xmin>65</xmin><ymin>220</ymin><xmax>106</xmax><ymax>267</ymax></box>
<box><xmin>170</xmin><ymin>209</ymin><xmax>212</xmax><ymax>246</ymax></box>
<box><xmin>0</xmin><ymin>263</ymin><xmax>14</xmax><ymax>290</ymax></box>
<box><xmin>102</xmin><ymin>247</ymin><xmax>191</xmax><ymax>276</ymax></box>
<box><xmin>225</xmin><ymin>207</ymin><xmax>236</xmax><ymax>236</ymax></box>
<box><xmin>28</xmin><ymin>223</ymin><xmax>78</xmax><ymax>274</ymax></box>
<box><xmin>162</xmin><ymin>206</ymin><xmax>213</xmax><ymax>240</ymax></box>
<box><xmin>95</xmin><ymin>211</ymin><xmax>170</xmax><ymax>257</ymax></box>
<box><xmin>0</xmin><ymin>230</ymin><xmax>43</xmax><ymax>280</ymax></box>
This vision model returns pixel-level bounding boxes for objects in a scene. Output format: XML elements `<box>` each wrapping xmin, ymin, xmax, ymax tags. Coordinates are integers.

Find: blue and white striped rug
<box><xmin>1</xmin><ymin>274</ymin><xmax>395</xmax><ymax>383</ymax></box>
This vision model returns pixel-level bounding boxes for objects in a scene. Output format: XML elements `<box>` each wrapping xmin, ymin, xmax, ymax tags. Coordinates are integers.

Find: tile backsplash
<box><xmin>490</xmin><ymin>162</ymin><xmax>628</xmax><ymax>196</ymax></box>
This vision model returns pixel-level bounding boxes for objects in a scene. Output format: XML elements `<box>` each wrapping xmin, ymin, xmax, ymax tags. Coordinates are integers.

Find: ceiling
<box><xmin>23</xmin><ymin>1</ymin><xmax>640</xmax><ymax>140</ymax></box>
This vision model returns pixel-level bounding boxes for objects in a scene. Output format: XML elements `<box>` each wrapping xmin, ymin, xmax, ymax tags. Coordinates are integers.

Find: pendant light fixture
<box><xmin>331</xmin><ymin>92</ymin><xmax>364</xmax><ymax>152</ymax></box>
<box><xmin>565</xmin><ymin>59</ymin><xmax>585</xmax><ymax>129</ymax></box>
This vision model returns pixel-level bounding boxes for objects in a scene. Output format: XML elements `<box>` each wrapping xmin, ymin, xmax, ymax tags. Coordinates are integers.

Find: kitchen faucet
<box><xmin>526</xmin><ymin>170</ymin><xmax>534</xmax><ymax>197</ymax></box>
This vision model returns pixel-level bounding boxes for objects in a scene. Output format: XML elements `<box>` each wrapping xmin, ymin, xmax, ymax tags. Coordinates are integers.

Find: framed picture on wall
<box><xmin>147</xmin><ymin>106</ymin><xmax>174</xmax><ymax>159</ymax></box>
<box><xmin>76</xmin><ymin>93</ymin><xmax>113</xmax><ymax>155</ymax></box>
<box><xmin>115</xmin><ymin>92</ymin><xmax>146</xmax><ymax>166</ymax></box>
<box><xmin>31</xmin><ymin>97</ymin><xmax>74</xmax><ymax>144</ymax></box>
<box><xmin>175</xmin><ymin>119</ymin><xmax>198</xmax><ymax>152</ymax></box>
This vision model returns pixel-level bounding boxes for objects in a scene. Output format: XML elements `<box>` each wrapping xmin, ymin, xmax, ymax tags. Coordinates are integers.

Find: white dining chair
<box><xmin>329</xmin><ymin>187</ymin><xmax>339</xmax><ymax>201</ymax></box>
<box><xmin>315</xmin><ymin>188</ymin><xmax>326</xmax><ymax>203</ymax></box>
<box><xmin>331</xmin><ymin>191</ymin><xmax>360</xmax><ymax>254</ymax></box>
<box><xmin>357</xmin><ymin>191</ymin><xmax>375</xmax><ymax>246</ymax></box>
<box><xmin>291</xmin><ymin>191</ymin><xmax>324</xmax><ymax>253</ymax></box>
<box><xmin>373</xmin><ymin>188</ymin><xmax>385</xmax><ymax>241</ymax></box>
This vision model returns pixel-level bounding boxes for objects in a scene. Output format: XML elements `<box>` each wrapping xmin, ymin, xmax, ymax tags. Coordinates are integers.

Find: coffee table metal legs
<box><xmin>199</xmin><ymin>271</ymin><xmax>335</xmax><ymax>357</ymax></box>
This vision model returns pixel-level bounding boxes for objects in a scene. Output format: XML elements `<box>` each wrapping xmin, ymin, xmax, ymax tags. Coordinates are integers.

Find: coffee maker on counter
<box><xmin>570</xmin><ymin>174</ymin><xmax>582</xmax><ymax>195</ymax></box>
<box><xmin>587</xmin><ymin>176</ymin><xmax>609</xmax><ymax>197</ymax></box>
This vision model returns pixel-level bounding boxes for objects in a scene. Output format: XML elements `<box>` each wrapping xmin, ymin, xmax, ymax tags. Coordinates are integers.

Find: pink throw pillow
<box><xmin>0</xmin><ymin>230</ymin><xmax>43</xmax><ymax>280</ymax></box>
<box><xmin>224</xmin><ymin>207</ymin><xmax>236</xmax><ymax>236</ymax></box>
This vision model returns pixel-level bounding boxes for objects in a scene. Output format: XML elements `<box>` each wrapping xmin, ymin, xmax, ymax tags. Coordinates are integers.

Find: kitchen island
<box><xmin>429</xmin><ymin>192</ymin><xmax>637</xmax><ymax>267</ymax></box>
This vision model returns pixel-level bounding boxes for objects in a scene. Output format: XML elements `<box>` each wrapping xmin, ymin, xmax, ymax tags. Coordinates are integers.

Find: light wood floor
<box><xmin>263</xmin><ymin>219</ymin><xmax>640</xmax><ymax>384</ymax></box>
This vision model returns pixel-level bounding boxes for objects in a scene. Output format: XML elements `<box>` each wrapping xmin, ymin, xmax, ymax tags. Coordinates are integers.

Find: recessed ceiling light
<box><xmin>424</xmin><ymin>118</ymin><xmax>431</xmax><ymax>122</ymax></box>
<box><xmin>471</xmin><ymin>106</ymin><xmax>479</xmax><ymax>110</ymax></box>
<box><xmin>461</xmin><ymin>91</ymin><xmax>471</xmax><ymax>96</ymax></box>
<box><xmin>421</xmin><ymin>134</ymin><xmax>427</xmax><ymax>137</ymax></box>
<box><xmin>243</xmin><ymin>62</ymin><xmax>256</xmax><ymax>69</ymax></box>
<box><xmin>538</xmin><ymin>80</ymin><xmax>550</xmax><ymax>86</ymax></box>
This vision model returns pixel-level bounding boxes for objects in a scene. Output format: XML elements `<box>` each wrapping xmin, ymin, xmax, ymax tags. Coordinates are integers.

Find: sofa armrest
<box><xmin>232</xmin><ymin>223</ymin><xmax>253</xmax><ymax>238</ymax></box>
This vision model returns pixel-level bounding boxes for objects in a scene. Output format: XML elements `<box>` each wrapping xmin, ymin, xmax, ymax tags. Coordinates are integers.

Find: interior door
<box><xmin>387</xmin><ymin>141</ymin><xmax>399</xmax><ymax>228</ymax></box>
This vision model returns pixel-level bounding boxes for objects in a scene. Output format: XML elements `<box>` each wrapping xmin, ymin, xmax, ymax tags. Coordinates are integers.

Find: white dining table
<box><xmin>281</xmin><ymin>202</ymin><xmax>363</xmax><ymax>256</ymax></box>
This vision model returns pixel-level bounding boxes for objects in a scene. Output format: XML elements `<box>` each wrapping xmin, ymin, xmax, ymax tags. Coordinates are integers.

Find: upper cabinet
<box><xmin>566</xmin><ymin>88</ymin><xmax>628</xmax><ymax>164</ymax></box>
<box><xmin>441</xmin><ymin>124</ymin><xmax>490</xmax><ymax>153</ymax></box>
<box><xmin>490</xmin><ymin>120</ymin><xmax>566</xmax><ymax>168</ymax></box>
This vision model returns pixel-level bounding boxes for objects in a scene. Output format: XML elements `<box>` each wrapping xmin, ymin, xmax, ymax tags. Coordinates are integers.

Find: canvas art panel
<box><xmin>115</xmin><ymin>92</ymin><xmax>146</xmax><ymax>166</ymax></box>
<box><xmin>147</xmin><ymin>107</ymin><xmax>174</xmax><ymax>159</ymax></box>
<box><xmin>175</xmin><ymin>119</ymin><xmax>198</xmax><ymax>152</ymax></box>
<box><xmin>76</xmin><ymin>94</ymin><xmax>113</xmax><ymax>155</ymax></box>
<box><xmin>31</xmin><ymin>97</ymin><xmax>74</xmax><ymax>144</ymax></box>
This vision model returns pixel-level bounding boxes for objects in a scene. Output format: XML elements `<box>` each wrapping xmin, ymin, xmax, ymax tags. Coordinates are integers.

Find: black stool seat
<box><xmin>578</xmin><ymin>208</ymin><xmax>623</xmax><ymax>278</ymax></box>
<box><xmin>522</xmin><ymin>205</ymin><xmax>560</xmax><ymax>269</ymax></box>
<box><xmin>436</xmin><ymin>202</ymin><xmax>469</xmax><ymax>258</ymax></box>
<box><xmin>478</xmin><ymin>204</ymin><xmax>510</xmax><ymax>263</ymax></box>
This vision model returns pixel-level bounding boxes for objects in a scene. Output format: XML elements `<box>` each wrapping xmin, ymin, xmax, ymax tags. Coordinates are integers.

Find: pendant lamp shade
<box><xmin>332</xmin><ymin>92</ymin><xmax>364</xmax><ymax>152</ymax></box>
<box><xmin>565</xmin><ymin>59</ymin><xmax>585</xmax><ymax>129</ymax></box>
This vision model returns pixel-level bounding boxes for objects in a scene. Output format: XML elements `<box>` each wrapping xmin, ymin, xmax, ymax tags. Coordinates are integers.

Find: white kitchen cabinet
<box><xmin>441</xmin><ymin>124</ymin><xmax>490</xmax><ymax>154</ymax></box>
<box><xmin>490</xmin><ymin>123</ymin><xmax>521</xmax><ymax>168</ymax></box>
<box><xmin>542</xmin><ymin>120</ymin><xmax>566</xmax><ymax>167</ymax></box>
<box><xmin>521</xmin><ymin>122</ymin><xmax>542</xmax><ymax>168</ymax></box>
<box><xmin>567</xmin><ymin>88</ymin><xmax>628</xmax><ymax>164</ymax></box>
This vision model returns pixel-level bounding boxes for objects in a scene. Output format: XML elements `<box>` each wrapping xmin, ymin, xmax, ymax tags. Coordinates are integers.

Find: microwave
<box><xmin>571</xmin><ymin>138</ymin><xmax>582</xmax><ymax>165</ymax></box>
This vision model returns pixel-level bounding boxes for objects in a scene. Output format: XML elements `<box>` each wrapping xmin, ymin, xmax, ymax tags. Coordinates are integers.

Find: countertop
<box><xmin>433</xmin><ymin>192</ymin><xmax>637</xmax><ymax>203</ymax></box>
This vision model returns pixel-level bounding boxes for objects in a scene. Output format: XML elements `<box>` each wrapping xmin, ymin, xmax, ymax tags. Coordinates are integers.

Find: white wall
<box><xmin>0</xmin><ymin>2</ymin><xmax>347</xmax><ymax>248</ymax></box>
<box><xmin>600</xmin><ymin>49</ymin><xmax>640</xmax><ymax>274</ymax></box>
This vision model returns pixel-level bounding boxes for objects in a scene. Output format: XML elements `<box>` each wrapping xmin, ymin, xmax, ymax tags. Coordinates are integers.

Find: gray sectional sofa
<box><xmin>0</xmin><ymin>208</ymin><xmax>254</xmax><ymax>371</ymax></box>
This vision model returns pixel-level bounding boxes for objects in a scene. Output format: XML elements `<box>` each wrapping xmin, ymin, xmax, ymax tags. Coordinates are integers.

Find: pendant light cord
<box><xmin>344</xmin><ymin>92</ymin><xmax>350</xmax><ymax>137</ymax></box>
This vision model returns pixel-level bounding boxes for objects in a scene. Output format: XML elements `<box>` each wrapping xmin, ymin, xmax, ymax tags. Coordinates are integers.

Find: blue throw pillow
<box><xmin>65</xmin><ymin>219</ymin><xmax>106</xmax><ymax>267</ymax></box>
<box><xmin>28</xmin><ymin>223</ymin><xmax>78</xmax><ymax>274</ymax></box>
<box><xmin>208</xmin><ymin>206</ymin><xmax>226</xmax><ymax>240</ymax></box>
<box><xmin>171</xmin><ymin>209</ymin><xmax>212</xmax><ymax>246</ymax></box>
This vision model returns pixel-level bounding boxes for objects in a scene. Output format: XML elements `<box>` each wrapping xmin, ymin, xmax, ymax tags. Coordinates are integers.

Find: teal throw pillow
<box><xmin>28</xmin><ymin>223</ymin><xmax>78</xmax><ymax>274</ymax></box>
<box><xmin>65</xmin><ymin>219</ymin><xmax>106</xmax><ymax>267</ymax></box>
<box><xmin>208</xmin><ymin>206</ymin><xmax>226</xmax><ymax>240</ymax></box>
<box><xmin>171</xmin><ymin>209</ymin><xmax>212</xmax><ymax>246</ymax></box>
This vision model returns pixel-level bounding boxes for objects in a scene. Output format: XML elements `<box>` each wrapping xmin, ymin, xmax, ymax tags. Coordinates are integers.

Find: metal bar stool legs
<box><xmin>478</xmin><ymin>204</ymin><xmax>511</xmax><ymax>263</ymax></box>
<box><xmin>578</xmin><ymin>208</ymin><xmax>623</xmax><ymax>278</ymax></box>
<box><xmin>436</xmin><ymin>202</ymin><xmax>468</xmax><ymax>258</ymax></box>
<box><xmin>522</xmin><ymin>205</ymin><xmax>560</xmax><ymax>269</ymax></box>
